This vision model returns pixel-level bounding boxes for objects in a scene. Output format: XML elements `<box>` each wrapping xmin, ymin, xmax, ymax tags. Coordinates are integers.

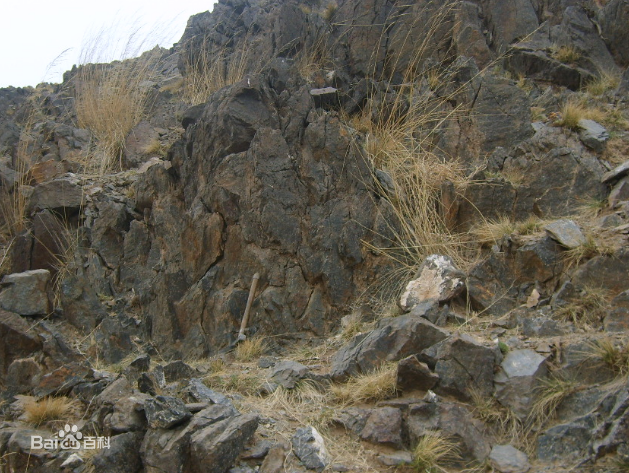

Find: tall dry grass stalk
<box><xmin>350</xmin><ymin>2</ymin><xmax>475</xmax><ymax>284</ymax></box>
<box><xmin>181</xmin><ymin>33</ymin><xmax>255</xmax><ymax>105</ymax></box>
<box><xmin>73</xmin><ymin>25</ymin><xmax>163</xmax><ymax>175</ymax></box>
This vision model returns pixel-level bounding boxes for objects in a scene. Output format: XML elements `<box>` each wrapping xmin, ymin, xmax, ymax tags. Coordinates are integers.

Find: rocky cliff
<box><xmin>1</xmin><ymin>0</ymin><xmax>629</xmax><ymax>472</ymax></box>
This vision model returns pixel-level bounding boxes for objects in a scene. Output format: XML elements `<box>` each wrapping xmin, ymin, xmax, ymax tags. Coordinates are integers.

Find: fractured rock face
<box><xmin>0</xmin><ymin>269</ymin><xmax>52</xmax><ymax>316</ymax></box>
<box><xmin>399</xmin><ymin>255</ymin><xmax>465</xmax><ymax>312</ymax></box>
<box><xmin>291</xmin><ymin>426</ymin><xmax>330</xmax><ymax>472</ymax></box>
<box><xmin>495</xmin><ymin>349</ymin><xmax>547</xmax><ymax>419</ymax></box>
<box><xmin>330</xmin><ymin>315</ymin><xmax>449</xmax><ymax>381</ymax></box>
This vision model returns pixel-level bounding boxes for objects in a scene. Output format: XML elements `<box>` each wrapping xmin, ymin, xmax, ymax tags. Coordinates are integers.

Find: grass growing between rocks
<box><xmin>555</xmin><ymin>285</ymin><xmax>611</xmax><ymax>328</ymax></box>
<box><xmin>551</xmin><ymin>45</ymin><xmax>581</xmax><ymax>64</ymax></box>
<box><xmin>470</xmin><ymin>215</ymin><xmax>544</xmax><ymax>247</ymax></box>
<box><xmin>558</xmin><ymin>99</ymin><xmax>606</xmax><ymax>130</ymax></box>
<box><xmin>180</xmin><ymin>33</ymin><xmax>256</xmax><ymax>105</ymax></box>
<box><xmin>72</xmin><ymin>22</ymin><xmax>165</xmax><ymax>175</ymax></box>
<box><xmin>234</xmin><ymin>336</ymin><xmax>268</xmax><ymax>362</ymax></box>
<box><xmin>586</xmin><ymin>338</ymin><xmax>629</xmax><ymax>376</ymax></box>
<box><xmin>330</xmin><ymin>364</ymin><xmax>397</xmax><ymax>406</ymax></box>
<box><xmin>412</xmin><ymin>431</ymin><xmax>460</xmax><ymax>473</ymax></box>
<box><xmin>24</xmin><ymin>397</ymin><xmax>78</xmax><ymax>427</ymax></box>
<box><xmin>586</xmin><ymin>71</ymin><xmax>621</xmax><ymax>96</ymax></box>
<box><xmin>528</xmin><ymin>375</ymin><xmax>579</xmax><ymax>428</ymax></box>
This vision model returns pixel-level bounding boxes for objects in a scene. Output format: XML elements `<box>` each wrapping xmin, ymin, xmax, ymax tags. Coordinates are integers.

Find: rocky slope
<box><xmin>1</xmin><ymin>0</ymin><xmax>629</xmax><ymax>472</ymax></box>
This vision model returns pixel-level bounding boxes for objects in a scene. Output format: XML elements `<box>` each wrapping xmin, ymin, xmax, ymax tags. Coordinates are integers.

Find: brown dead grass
<box><xmin>24</xmin><ymin>397</ymin><xmax>78</xmax><ymax>426</ymax></box>
<box><xmin>330</xmin><ymin>364</ymin><xmax>397</xmax><ymax>406</ymax></box>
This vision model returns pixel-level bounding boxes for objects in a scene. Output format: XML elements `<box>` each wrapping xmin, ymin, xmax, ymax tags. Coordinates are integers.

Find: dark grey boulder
<box><xmin>145</xmin><ymin>396</ymin><xmax>192</xmax><ymax>429</ymax></box>
<box><xmin>330</xmin><ymin>315</ymin><xmax>449</xmax><ymax>381</ymax></box>
<box><xmin>0</xmin><ymin>269</ymin><xmax>52</xmax><ymax>316</ymax></box>
<box><xmin>189</xmin><ymin>413</ymin><xmax>259</xmax><ymax>473</ymax></box>
<box><xmin>291</xmin><ymin>426</ymin><xmax>330</xmax><ymax>471</ymax></box>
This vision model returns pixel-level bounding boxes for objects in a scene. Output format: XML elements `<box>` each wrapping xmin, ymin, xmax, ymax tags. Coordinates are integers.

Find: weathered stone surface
<box><xmin>489</xmin><ymin>445</ymin><xmax>530</xmax><ymax>473</ymax></box>
<box><xmin>480</xmin><ymin>0</ymin><xmax>537</xmax><ymax>49</ymax></box>
<box><xmin>399</xmin><ymin>255</ymin><xmax>465</xmax><ymax>312</ymax></box>
<box><xmin>495</xmin><ymin>349</ymin><xmax>547</xmax><ymax>419</ymax></box>
<box><xmin>92</xmin><ymin>431</ymin><xmax>144</xmax><ymax>473</ymax></box>
<box><xmin>145</xmin><ymin>396</ymin><xmax>192</xmax><ymax>429</ymax></box>
<box><xmin>34</xmin><ymin>362</ymin><xmax>91</xmax><ymax>397</ymax></box>
<box><xmin>330</xmin><ymin>315</ymin><xmax>449</xmax><ymax>381</ymax></box>
<box><xmin>600</xmin><ymin>0</ymin><xmax>629</xmax><ymax>67</ymax></box>
<box><xmin>408</xmin><ymin>401</ymin><xmax>490</xmax><ymax>463</ymax></box>
<box><xmin>609</xmin><ymin>177</ymin><xmax>629</xmax><ymax>208</ymax></box>
<box><xmin>359</xmin><ymin>407</ymin><xmax>403</xmax><ymax>448</ymax></box>
<box><xmin>190</xmin><ymin>413</ymin><xmax>259</xmax><ymax>473</ymax></box>
<box><xmin>396</xmin><ymin>355</ymin><xmax>439</xmax><ymax>392</ymax></box>
<box><xmin>6</xmin><ymin>357</ymin><xmax>43</xmax><ymax>393</ymax></box>
<box><xmin>605</xmin><ymin>290</ymin><xmax>629</xmax><ymax>332</ymax></box>
<box><xmin>106</xmin><ymin>394</ymin><xmax>151</xmax><ymax>434</ymax></box>
<box><xmin>578</xmin><ymin>119</ymin><xmax>609</xmax><ymax>153</ymax></box>
<box><xmin>185</xmin><ymin>378</ymin><xmax>234</xmax><ymax>408</ymax></box>
<box><xmin>572</xmin><ymin>250</ymin><xmax>629</xmax><ymax>296</ymax></box>
<box><xmin>0</xmin><ymin>309</ymin><xmax>42</xmax><ymax>375</ymax></box>
<box><xmin>270</xmin><ymin>360</ymin><xmax>309</xmax><ymax>389</ymax></box>
<box><xmin>0</xmin><ymin>269</ymin><xmax>52</xmax><ymax>316</ymax></box>
<box><xmin>27</xmin><ymin>177</ymin><xmax>83</xmax><ymax>214</ymax></box>
<box><xmin>163</xmin><ymin>360</ymin><xmax>197</xmax><ymax>383</ymax></box>
<box><xmin>96</xmin><ymin>376</ymin><xmax>134</xmax><ymax>405</ymax></box>
<box><xmin>259</xmin><ymin>443</ymin><xmax>289</xmax><ymax>473</ymax></box>
<box><xmin>602</xmin><ymin>160</ymin><xmax>629</xmax><ymax>184</ymax></box>
<box><xmin>419</xmin><ymin>334</ymin><xmax>496</xmax><ymax>400</ymax></box>
<box><xmin>291</xmin><ymin>426</ymin><xmax>330</xmax><ymax>471</ymax></box>
<box><xmin>544</xmin><ymin>220</ymin><xmax>586</xmax><ymax>249</ymax></box>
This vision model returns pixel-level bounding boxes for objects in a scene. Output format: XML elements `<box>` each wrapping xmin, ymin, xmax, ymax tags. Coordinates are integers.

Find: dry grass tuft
<box><xmin>558</xmin><ymin>100</ymin><xmax>606</xmax><ymax>130</ymax></box>
<box><xmin>469</xmin><ymin>388</ymin><xmax>523</xmax><ymax>445</ymax></box>
<box><xmin>528</xmin><ymin>375</ymin><xmax>579</xmax><ymax>428</ymax></box>
<box><xmin>181</xmin><ymin>35</ymin><xmax>254</xmax><ymax>105</ymax></box>
<box><xmin>586</xmin><ymin>338</ymin><xmax>629</xmax><ymax>375</ymax></box>
<box><xmin>555</xmin><ymin>285</ymin><xmax>610</xmax><ymax>327</ymax></box>
<box><xmin>256</xmin><ymin>381</ymin><xmax>334</xmax><ymax>430</ymax></box>
<box><xmin>562</xmin><ymin>234</ymin><xmax>613</xmax><ymax>268</ymax></box>
<box><xmin>412</xmin><ymin>431</ymin><xmax>460</xmax><ymax>472</ymax></box>
<box><xmin>74</xmin><ymin>34</ymin><xmax>161</xmax><ymax>175</ymax></box>
<box><xmin>24</xmin><ymin>397</ymin><xmax>78</xmax><ymax>426</ymax></box>
<box><xmin>551</xmin><ymin>45</ymin><xmax>581</xmax><ymax>64</ymax></box>
<box><xmin>586</xmin><ymin>71</ymin><xmax>621</xmax><ymax>96</ymax></box>
<box><xmin>204</xmin><ymin>371</ymin><xmax>262</xmax><ymax>396</ymax></box>
<box><xmin>330</xmin><ymin>364</ymin><xmax>397</xmax><ymax>405</ymax></box>
<box><xmin>471</xmin><ymin>215</ymin><xmax>543</xmax><ymax>246</ymax></box>
<box><xmin>234</xmin><ymin>336</ymin><xmax>268</xmax><ymax>362</ymax></box>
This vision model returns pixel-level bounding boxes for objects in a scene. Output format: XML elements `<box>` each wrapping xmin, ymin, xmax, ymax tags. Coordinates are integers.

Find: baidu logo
<box><xmin>30</xmin><ymin>424</ymin><xmax>110</xmax><ymax>450</ymax></box>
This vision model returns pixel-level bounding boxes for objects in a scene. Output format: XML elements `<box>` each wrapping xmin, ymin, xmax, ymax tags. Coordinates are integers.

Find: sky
<box><xmin>0</xmin><ymin>1</ymin><xmax>218</xmax><ymax>88</ymax></box>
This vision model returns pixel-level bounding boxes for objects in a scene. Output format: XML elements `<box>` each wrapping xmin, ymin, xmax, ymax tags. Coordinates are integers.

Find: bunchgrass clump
<box><xmin>586</xmin><ymin>338</ymin><xmax>629</xmax><ymax>376</ymax></box>
<box><xmin>234</xmin><ymin>336</ymin><xmax>267</xmax><ymax>362</ymax></box>
<box><xmin>528</xmin><ymin>375</ymin><xmax>579</xmax><ymax>428</ymax></box>
<box><xmin>412</xmin><ymin>431</ymin><xmax>460</xmax><ymax>472</ymax></box>
<box><xmin>74</xmin><ymin>28</ymin><xmax>162</xmax><ymax>175</ymax></box>
<box><xmin>471</xmin><ymin>215</ymin><xmax>542</xmax><ymax>246</ymax></box>
<box><xmin>586</xmin><ymin>71</ymin><xmax>621</xmax><ymax>96</ymax></box>
<box><xmin>551</xmin><ymin>45</ymin><xmax>581</xmax><ymax>64</ymax></box>
<box><xmin>25</xmin><ymin>397</ymin><xmax>78</xmax><ymax>426</ymax></box>
<box><xmin>181</xmin><ymin>34</ymin><xmax>254</xmax><ymax>105</ymax></box>
<box><xmin>559</xmin><ymin>100</ymin><xmax>606</xmax><ymax>130</ymax></box>
<box><xmin>330</xmin><ymin>364</ymin><xmax>397</xmax><ymax>405</ymax></box>
<box><xmin>204</xmin><ymin>371</ymin><xmax>262</xmax><ymax>396</ymax></box>
<box><xmin>555</xmin><ymin>285</ymin><xmax>610</xmax><ymax>327</ymax></box>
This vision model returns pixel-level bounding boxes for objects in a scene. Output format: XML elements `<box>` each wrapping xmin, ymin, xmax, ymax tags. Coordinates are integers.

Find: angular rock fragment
<box><xmin>544</xmin><ymin>219</ymin><xmax>586</xmax><ymax>249</ymax></box>
<box><xmin>190</xmin><ymin>413</ymin><xmax>259</xmax><ymax>473</ymax></box>
<box><xmin>0</xmin><ymin>269</ymin><xmax>52</xmax><ymax>316</ymax></box>
<box><xmin>330</xmin><ymin>315</ymin><xmax>449</xmax><ymax>381</ymax></box>
<box><xmin>144</xmin><ymin>396</ymin><xmax>192</xmax><ymax>429</ymax></box>
<box><xmin>489</xmin><ymin>444</ymin><xmax>530</xmax><ymax>473</ymax></box>
<box><xmin>399</xmin><ymin>255</ymin><xmax>465</xmax><ymax>312</ymax></box>
<box><xmin>578</xmin><ymin>119</ymin><xmax>609</xmax><ymax>153</ymax></box>
<box><xmin>495</xmin><ymin>349</ymin><xmax>547</xmax><ymax>419</ymax></box>
<box><xmin>269</xmin><ymin>360</ymin><xmax>309</xmax><ymax>389</ymax></box>
<box><xmin>291</xmin><ymin>426</ymin><xmax>330</xmax><ymax>471</ymax></box>
<box><xmin>396</xmin><ymin>355</ymin><xmax>439</xmax><ymax>392</ymax></box>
